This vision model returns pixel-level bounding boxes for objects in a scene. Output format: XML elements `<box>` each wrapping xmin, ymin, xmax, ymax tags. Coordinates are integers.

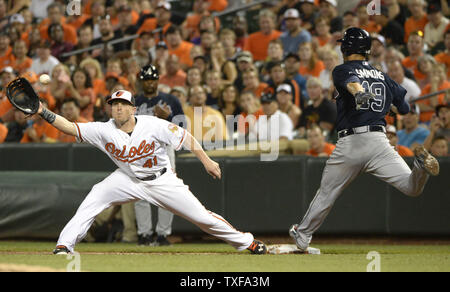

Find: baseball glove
<box><xmin>6</xmin><ymin>77</ymin><xmax>40</xmax><ymax>115</ymax></box>
<box><xmin>354</xmin><ymin>91</ymin><xmax>375</xmax><ymax>110</ymax></box>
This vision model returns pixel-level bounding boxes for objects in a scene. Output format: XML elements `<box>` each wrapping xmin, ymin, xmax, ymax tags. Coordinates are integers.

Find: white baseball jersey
<box><xmin>74</xmin><ymin>115</ymin><xmax>186</xmax><ymax>179</ymax></box>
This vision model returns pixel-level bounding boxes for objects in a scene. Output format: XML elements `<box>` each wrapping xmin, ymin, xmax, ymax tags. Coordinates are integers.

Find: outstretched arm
<box><xmin>36</xmin><ymin>102</ymin><xmax>78</xmax><ymax>136</ymax></box>
<box><xmin>347</xmin><ymin>82</ymin><xmax>364</xmax><ymax>96</ymax></box>
<box><xmin>182</xmin><ymin>130</ymin><xmax>222</xmax><ymax>180</ymax></box>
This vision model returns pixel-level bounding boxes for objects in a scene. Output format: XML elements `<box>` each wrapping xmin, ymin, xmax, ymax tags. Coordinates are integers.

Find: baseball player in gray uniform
<box><xmin>289</xmin><ymin>28</ymin><xmax>440</xmax><ymax>252</ymax></box>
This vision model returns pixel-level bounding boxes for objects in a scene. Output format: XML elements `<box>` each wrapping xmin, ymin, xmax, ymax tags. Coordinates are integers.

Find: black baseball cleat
<box><xmin>138</xmin><ymin>234</ymin><xmax>153</xmax><ymax>246</ymax></box>
<box><xmin>53</xmin><ymin>245</ymin><xmax>70</xmax><ymax>255</ymax></box>
<box><xmin>247</xmin><ymin>240</ymin><xmax>267</xmax><ymax>255</ymax></box>
<box><xmin>414</xmin><ymin>145</ymin><xmax>440</xmax><ymax>176</ymax></box>
<box><xmin>151</xmin><ymin>235</ymin><xmax>171</xmax><ymax>246</ymax></box>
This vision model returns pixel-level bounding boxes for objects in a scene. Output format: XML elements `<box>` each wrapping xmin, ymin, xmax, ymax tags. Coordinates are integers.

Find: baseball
<box><xmin>39</xmin><ymin>74</ymin><xmax>51</xmax><ymax>85</ymax></box>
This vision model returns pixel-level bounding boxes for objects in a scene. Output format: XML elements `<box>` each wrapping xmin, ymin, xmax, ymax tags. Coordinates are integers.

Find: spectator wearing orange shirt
<box><xmin>416</xmin><ymin>54</ymin><xmax>437</xmax><ymax>89</ymax></box>
<box><xmin>306</xmin><ymin>126</ymin><xmax>336</xmax><ymax>157</ymax></box>
<box><xmin>356</xmin><ymin>3</ymin><xmax>381</xmax><ymax>33</ymax></box>
<box><xmin>418</xmin><ymin>64</ymin><xmax>450</xmax><ymax>123</ymax></box>
<box><xmin>0</xmin><ymin>33</ymin><xmax>13</xmax><ymax>71</ymax></box>
<box><xmin>20</xmin><ymin>100</ymin><xmax>59</xmax><ymax>143</ymax></box>
<box><xmin>39</xmin><ymin>3</ymin><xmax>78</xmax><ymax>46</ymax></box>
<box><xmin>237</xmin><ymin>91</ymin><xmax>264</xmax><ymax>136</ymax></box>
<box><xmin>165</xmin><ymin>25</ymin><xmax>194</xmax><ymax>69</ymax></box>
<box><xmin>404</xmin><ymin>0</ymin><xmax>428</xmax><ymax>43</ymax></box>
<box><xmin>71</xmin><ymin>68</ymin><xmax>97</xmax><ymax>122</ymax></box>
<box><xmin>298</xmin><ymin>42</ymin><xmax>325</xmax><ymax>78</ymax></box>
<box><xmin>0</xmin><ymin>121</ymin><xmax>7</xmax><ymax>143</ymax></box>
<box><xmin>106</xmin><ymin>58</ymin><xmax>131</xmax><ymax>88</ymax></box>
<box><xmin>109</xmin><ymin>0</ymin><xmax>140</xmax><ymax>30</ymax></box>
<box><xmin>434</xmin><ymin>29</ymin><xmax>450</xmax><ymax>79</ymax></box>
<box><xmin>137</xmin><ymin>1</ymin><xmax>172</xmax><ymax>42</ymax></box>
<box><xmin>31</xmin><ymin>74</ymin><xmax>56</xmax><ymax>111</ymax></box>
<box><xmin>159</xmin><ymin>54</ymin><xmax>187</xmax><ymax>89</ymax></box>
<box><xmin>0</xmin><ymin>66</ymin><xmax>16</xmax><ymax>121</ymax></box>
<box><xmin>386</xmin><ymin>125</ymin><xmax>414</xmax><ymax>157</ymax></box>
<box><xmin>244</xmin><ymin>9</ymin><xmax>282</xmax><ymax>62</ymax></box>
<box><xmin>11</xmin><ymin>40</ymin><xmax>32</xmax><ymax>74</ymax></box>
<box><xmin>266</xmin><ymin>61</ymin><xmax>302</xmax><ymax>108</ymax></box>
<box><xmin>208</xmin><ymin>0</ymin><xmax>228</xmax><ymax>12</ymax></box>
<box><xmin>242</xmin><ymin>68</ymin><xmax>269</xmax><ymax>99</ymax></box>
<box><xmin>58</xmin><ymin>98</ymin><xmax>89</xmax><ymax>143</ymax></box>
<box><xmin>80</xmin><ymin>57</ymin><xmax>107</xmax><ymax>97</ymax></box>
<box><xmin>402</xmin><ymin>31</ymin><xmax>425</xmax><ymax>86</ymax></box>
<box><xmin>183</xmin><ymin>0</ymin><xmax>220</xmax><ymax>41</ymax></box>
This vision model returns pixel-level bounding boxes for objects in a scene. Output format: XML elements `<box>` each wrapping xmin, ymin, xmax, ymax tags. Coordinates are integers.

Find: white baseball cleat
<box><xmin>414</xmin><ymin>145</ymin><xmax>440</xmax><ymax>176</ymax></box>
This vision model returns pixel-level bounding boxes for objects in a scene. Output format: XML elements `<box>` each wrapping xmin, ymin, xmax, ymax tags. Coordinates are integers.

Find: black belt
<box><xmin>138</xmin><ymin>168</ymin><xmax>167</xmax><ymax>181</ymax></box>
<box><xmin>338</xmin><ymin>125</ymin><xmax>385</xmax><ymax>139</ymax></box>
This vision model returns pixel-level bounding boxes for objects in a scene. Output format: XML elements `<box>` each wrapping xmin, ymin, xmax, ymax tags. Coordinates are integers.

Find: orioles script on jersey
<box><xmin>105</xmin><ymin>140</ymin><xmax>156</xmax><ymax>163</ymax></box>
<box><xmin>355</xmin><ymin>68</ymin><xmax>385</xmax><ymax>80</ymax></box>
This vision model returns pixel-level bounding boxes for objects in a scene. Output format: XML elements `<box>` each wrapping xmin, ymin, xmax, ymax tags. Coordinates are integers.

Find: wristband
<box><xmin>39</xmin><ymin>108</ymin><xmax>56</xmax><ymax>124</ymax></box>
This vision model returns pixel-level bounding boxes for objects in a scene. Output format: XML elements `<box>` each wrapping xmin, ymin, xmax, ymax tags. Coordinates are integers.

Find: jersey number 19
<box><xmin>360</xmin><ymin>81</ymin><xmax>386</xmax><ymax>112</ymax></box>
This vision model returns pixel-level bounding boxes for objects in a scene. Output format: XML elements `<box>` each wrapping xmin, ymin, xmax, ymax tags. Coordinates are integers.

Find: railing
<box><xmin>60</xmin><ymin>0</ymin><xmax>275</xmax><ymax>59</ymax></box>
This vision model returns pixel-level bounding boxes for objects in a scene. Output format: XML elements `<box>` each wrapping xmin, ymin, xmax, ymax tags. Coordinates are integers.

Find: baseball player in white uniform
<box><xmin>36</xmin><ymin>90</ymin><xmax>267</xmax><ymax>255</ymax></box>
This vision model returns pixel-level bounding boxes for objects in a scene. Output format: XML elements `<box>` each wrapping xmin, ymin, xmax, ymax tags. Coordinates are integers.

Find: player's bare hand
<box><xmin>204</xmin><ymin>160</ymin><xmax>221</xmax><ymax>180</ymax></box>
<box><xmin>154</xmin><ymin>102</ymin><xmax>171</xmax><ymax>119</ymax></box>
<box><xmin>37</xmin><ymin>102</ymin><xmax>44</xmax><ymax>115</ymax></box>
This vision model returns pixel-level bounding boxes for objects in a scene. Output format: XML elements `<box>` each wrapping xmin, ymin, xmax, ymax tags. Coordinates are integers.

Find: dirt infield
<box><xmin>0</xmin><ymin>263</ymin><xmax>64</xmax><ymax>272</ymax></box>
<box><xmin>176</xmin><ymin>234</ymin><xmax>450</xmax><ymax>246</ymax></box>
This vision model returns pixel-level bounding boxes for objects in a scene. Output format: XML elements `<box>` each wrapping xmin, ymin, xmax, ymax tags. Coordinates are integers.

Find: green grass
<box><xmin>0</xmin><ymin>241</ymin><xmax>449</xmax><ymax>272</ymax></box>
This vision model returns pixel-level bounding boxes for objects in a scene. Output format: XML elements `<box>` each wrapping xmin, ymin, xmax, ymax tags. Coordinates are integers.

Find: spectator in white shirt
<box><xmin>30</xmin><ymin>0</ymin><xmax>54</xmax><ymax>20</ymax></box>
<box><xmin>424</xmin><ymin>2</ymin><xmax>449</xmax><ymax>50</ymax></box>
<box><xmin>388</xmin><ymin>60</ymin><xmax>421</xmax><ymax>103</ymax></box>
<box><xmin>30</xmin><ymin>40</ymin><xmax>60</xmax><ymax>76</ymax></box>
<box><xmin>252</xmin><ymin>93</ymin><xmax>293</xmax><ymax>141</ymax></box>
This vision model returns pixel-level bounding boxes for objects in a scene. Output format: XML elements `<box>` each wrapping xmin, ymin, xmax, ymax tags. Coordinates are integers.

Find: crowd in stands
<box><xmin>0</xmin><ymin>0</ymin><xmax>448</xmax><ymax>158</ymax></box>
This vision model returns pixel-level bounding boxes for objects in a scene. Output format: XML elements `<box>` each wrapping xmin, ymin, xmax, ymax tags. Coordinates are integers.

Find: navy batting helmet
<box><xmin>338</xmin><ymin>27</ymin><xmax>371</xmax><ymax>57</ymax></box>
<box><xmin>139</xmin><ymin>64</ymin><xmax>159</xmax><ymax>81</ymax></box>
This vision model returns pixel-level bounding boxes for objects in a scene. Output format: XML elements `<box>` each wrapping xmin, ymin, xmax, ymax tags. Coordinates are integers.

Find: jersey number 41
<box><xmin>143</xmin><ymin>157</ymin><xmax>158</xmax><ymax>168</ymax></box>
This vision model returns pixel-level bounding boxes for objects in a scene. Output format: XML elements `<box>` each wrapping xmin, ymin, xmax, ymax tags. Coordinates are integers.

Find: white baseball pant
<box><xmin>134</xmin><ymin>146</ymin><xmax>176</xmax><ymax>237</ymax></box>
<box><xmin>56</xmin><ymin>168</ymin><xmax>254</xmax><ymax>252</ymax></box>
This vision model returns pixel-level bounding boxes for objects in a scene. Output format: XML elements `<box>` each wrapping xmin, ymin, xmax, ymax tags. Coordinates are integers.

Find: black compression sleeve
<box><xmin>39</xmin><ymin>108</ymin><xmax>56</xmax><ymax>124</ymax></box>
